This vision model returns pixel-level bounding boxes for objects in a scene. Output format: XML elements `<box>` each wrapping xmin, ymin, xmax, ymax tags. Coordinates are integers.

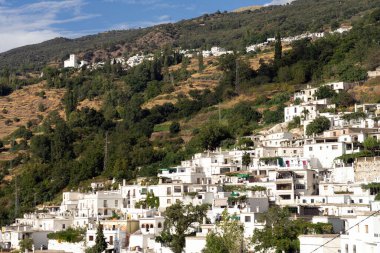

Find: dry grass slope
<box><xmin>0</xmin><ymin>82</ymin><xmax>65</xmax><ymax>139</ymax></box>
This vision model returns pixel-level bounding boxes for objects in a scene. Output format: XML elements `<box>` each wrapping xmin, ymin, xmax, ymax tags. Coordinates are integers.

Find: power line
<box><xmin>309</xmin><ymin>210</ymin><xmax>380</xmax><ymax>253</ymax></box>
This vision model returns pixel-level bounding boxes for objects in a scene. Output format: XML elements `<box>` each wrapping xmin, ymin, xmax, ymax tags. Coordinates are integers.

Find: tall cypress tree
<box><xmin>94</xmin><ymin>223</ymin><xmax>107</xmax><ymax>253</ymax></box>
<box><xmin>274</xmin><ymin>32</ymin><xmax>282</xmax><ymax>62</ymax></box>
<box><xmin>198</xmin><ymin>52</ymin><xmax>204</xmax><ymax>73</ymax></box>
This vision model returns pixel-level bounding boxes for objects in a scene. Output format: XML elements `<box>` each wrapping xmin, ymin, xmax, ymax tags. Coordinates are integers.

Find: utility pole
<box><xmin>218</xmin><ymin>103</ymin><xmax>221</xmax><ymax>123</ymax></box>
<box><xmin>103</xmin><ymin>131</ymin><xmax>109</xmax><ymax>172</ymax></box>
<box><xmin>15</xmin><ymin>175</ymin><xmax>18</xmax><ymax>218</ymax></box>
<box><xmin>235</xmin><ymin>58</ymin><xmax>240</xmax><ymax>94</ymax></box>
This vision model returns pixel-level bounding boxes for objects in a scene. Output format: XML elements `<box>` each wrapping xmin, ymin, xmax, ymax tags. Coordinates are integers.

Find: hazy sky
<box><xmin>0</xmin><ymin>0</ymin><xmax>294</xmax><ymax>53</ymax></box>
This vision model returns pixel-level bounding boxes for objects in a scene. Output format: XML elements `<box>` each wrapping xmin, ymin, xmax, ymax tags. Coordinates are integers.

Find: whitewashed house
<box><xmin>64</xmin><ymin>54</ymin><xmax>79</xmax><ymax>68</ymax></box>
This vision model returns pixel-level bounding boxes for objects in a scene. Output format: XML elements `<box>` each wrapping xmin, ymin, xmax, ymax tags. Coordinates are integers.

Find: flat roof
<box><xmin>299</xmin><ymin>234</ymin><xmax>338</xmax><ymax>238</ymax></box>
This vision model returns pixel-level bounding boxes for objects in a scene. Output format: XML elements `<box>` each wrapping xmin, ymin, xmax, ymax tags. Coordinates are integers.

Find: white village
<box><xmin>1</xmin><ymin>73</ymin><xmax>380</xmax><ymax>253</ymax></box>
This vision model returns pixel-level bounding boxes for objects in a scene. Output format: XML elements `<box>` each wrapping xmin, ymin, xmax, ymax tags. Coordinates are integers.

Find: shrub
<box><xmin>169</xmin><ymin>122</ymin><xmax>181</xmax><ymax>134</ymax></box>
<box><xmin>47</xmin><ymin>228</ymin><xmax>85</xmax><ymax>243</ymax></box>
<box><xmin>38</xmin><ymin>103</ymin><xmax>46</xmax><ymax>112</ymax></box>
<box><xmin>4</xmin><ymin>119</ymin><xmax>12</xmax><ymax>126</ymax></box>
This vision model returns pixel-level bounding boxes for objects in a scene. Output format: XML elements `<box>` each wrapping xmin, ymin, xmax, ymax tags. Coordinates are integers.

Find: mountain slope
<box><xmin>0</xmin><ymin>0</ymin><xmax>379</xmax><ymax>71</ymax></box>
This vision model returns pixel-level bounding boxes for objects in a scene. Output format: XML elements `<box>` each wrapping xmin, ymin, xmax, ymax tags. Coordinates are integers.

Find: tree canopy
<box><xmin>156</xmin><ymin>202</ymin><xmax>209</xmax><ymax>253</ymax></box>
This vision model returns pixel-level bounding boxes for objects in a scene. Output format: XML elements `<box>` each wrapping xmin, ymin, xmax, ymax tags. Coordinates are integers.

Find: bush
<box><xmin>263</xmin><ymin>105</ymin><xmax>284</xmax><ymax>124</ymax></box>
<box><xmin>38</xmin><ymin>103</ymin><xmax>46</xmax><ymax>112</ymax></box>
<box><xmin>47</xmin><ymin>228</ymin><xmax>85</xmax><ymax>243</ymax></box>
<box><xmin>287</xmin><ymin>116</ymin><xmax>301</xmax><ymax>130</ymax></box>
<box><xmin>169</xmin><ymin>122</ymin><xmax>181</xmax><ymax>134</ymax></box>
<box><xmin>4</xmin><ymin>119</ymin><xmax>12</xmax><ymax>126</ymax></box>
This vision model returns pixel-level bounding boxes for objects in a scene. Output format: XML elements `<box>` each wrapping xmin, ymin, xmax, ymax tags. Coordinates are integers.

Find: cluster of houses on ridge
<box><xmin>63</xmin><ymin>26</ymin><xmax>355</xmax><ymax>73</ymax></box>
<box><xmin>2</xmin><ymin>79</ymin><xmax>380</xmax><ymax>253</ymax></box>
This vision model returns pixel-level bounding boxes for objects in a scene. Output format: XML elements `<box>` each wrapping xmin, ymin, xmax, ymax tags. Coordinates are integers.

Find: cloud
<box><xmin>158</xmin><ymin>15</ymin><xmax>171</xmax><ymax>21</ymax></box>
<box><xmin>111</xmin><ymin>17</ymin><xmax>172</xmax><ymax>30</ymax></box>
<box><xmin>103</xmin><ymin>0</ymin><xmax>160</xmax><ymax>4</ymax></box>
<box><xmin>266</xmin><ymin>0</ymin><xmax>295</xmax><ymax>5</ymax></box>
<box><xmin>0</xmin><ymin>0</ymin><xmax>97</xmax><ymax>53</ymax></box>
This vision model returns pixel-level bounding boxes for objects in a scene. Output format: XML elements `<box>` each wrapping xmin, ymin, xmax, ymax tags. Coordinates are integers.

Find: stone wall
<box><xmin>354</xmin><ymin>157</ymin><xmax>380</xmax><ymax>182</ymax></box>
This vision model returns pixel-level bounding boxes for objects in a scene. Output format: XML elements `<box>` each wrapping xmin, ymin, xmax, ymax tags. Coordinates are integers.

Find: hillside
<box><xmin>0</xmin><ymin>83</ymin><xmax>65</xmax><ymax>139</ymax></box>
<box><xmin>0</xmin><ymin>2</ymin><xmax>379</xmax><ymax>225</ymax></box>
<box><xmin>0</xmin><ymin>0</ymin><xmax>379</xmax><ymax>71</ymax></box>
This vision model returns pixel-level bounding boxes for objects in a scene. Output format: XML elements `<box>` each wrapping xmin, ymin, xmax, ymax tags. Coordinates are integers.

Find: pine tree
<box><xmin>94</xmin><ymin>223</ymin><xmax>107</xmax><ymax>253</ymax></box>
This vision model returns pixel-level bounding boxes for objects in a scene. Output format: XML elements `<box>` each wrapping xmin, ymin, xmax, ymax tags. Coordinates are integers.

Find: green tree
<box><xmin>314</xmin><ymin>85</ymin><xmax>336</xmax><ymax>99</ymax></box>
<box><xmin>193</xmin><ymin>124</ymin><xmax>232</xmax><ymax>151</ymax></box>
<box><xmin>169</xmin><ymin>122</ymin><xmax>181</xmax><ymax>134</ymax></box>
<box><xmin>306</xmin><ymin>116</ymin><xmax>331</xmax><ymax>136</ymax></box>
<box><xmin>93</xmin><ymin>223</ymin><xmax>107</xmax><ymax>253</ymax></box>
<box><xmin>19</xmin><ymin>238</ymin><xmax>33</xmax><ymax>252</ymax></box>
<box><xmin>363</xmin><ymin>137</ymin><xmax>380</xmax><ymax>155</ymax></box>
<box><xmin>203</xmin><ymin>209</ymin><xmax>245</xmax><ymax>253</ymax></box>
<box><xmin>242</xmin><ymin>152</ymin><xmax>251</xmax><ymax>168</ymax></box>
<box><xmin>30</xmin><ymin>135</ymin><xmax>51</xmax><ymax>163</ymax></box>
<box><xmin>274</xmin><ymin>32</ymin><xmax>282</xmax><ymax>63</ymax></box>
<box><xmin>63</xmin><ymin>90</ymin><xmax>78</xmax><ymax>117</ymax></box>
<box><xmin>198</xmin><ymin>52</ymin><xmax>204</xmax><ymax>73</ymax></box>
<box><xmin>156</xmin><ymin>202</ymin><xmax>209</xmax><ymax>253</ymax></box>
<box><xmin>251</xmin><ymin>206</ymin><xmax>333</xmax><ymax>253</ymax></box>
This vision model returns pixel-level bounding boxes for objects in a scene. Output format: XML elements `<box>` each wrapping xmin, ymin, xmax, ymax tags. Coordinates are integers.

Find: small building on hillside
<box><xmin>64</xmin><ymin>54</ymin><xmax>79</xmax><ymax>68</ymax></box>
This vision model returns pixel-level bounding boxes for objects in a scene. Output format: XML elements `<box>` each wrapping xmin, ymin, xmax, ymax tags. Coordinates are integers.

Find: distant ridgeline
<box><xmin>0</xmin><ymin>0</ymin><xmax>379</xmax><ymax>71</ymax></box>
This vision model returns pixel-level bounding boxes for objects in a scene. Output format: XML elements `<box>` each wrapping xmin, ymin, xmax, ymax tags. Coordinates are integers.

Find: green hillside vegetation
<box><xmin>0</xmin><ymin>0</ymin><xmax>379</xmax><ymax>72</ymax></box>
<box><xmin>0</xmin><ymin>6</ymin><xmax>379</xmax><ymax>226</ymax></box>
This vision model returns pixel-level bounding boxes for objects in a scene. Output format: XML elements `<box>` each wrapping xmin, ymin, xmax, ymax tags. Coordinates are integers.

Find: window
<box><xmin>158</xmin><ymin>222</ymin><xmax>162</xmax><ymax>228</ymax></box>
<box><xmin>89</xmin><ymin>236</ymin><xmax>94</xmax><ymax>241</ymax></box>
<box><xmin>115</xmin><ymin>200</ymin><xmax>118</xmax><ymax>208</ymax></box>
<box><xmin>62</xmin><ymin>224</ymin><xmax>66</xmax><ymax>229</ymax></box>
<box><xmin>311</xmin><ymin>199</ymin><xmax>314</xmax><ymax>203</ymax></box>
<box><xmin>365</xmin><ymin>225</ymin><xmax>368</xmax><ymax>233</ymax></box>
<box><xmin>103</xmin><ymin>200</ymin><xmax>107</xmax><ymax>208</ymax></box>
<box><xmin>345</xmin><ymin>244</ymin><xmax>348</xmax><ymax>253</ymax></box>
<box><xmin>109</xmin><ymin>236</ymin><xmax>113</xmax><ymax>245</ymax></box>
<box><xmin>302</xmin><ymin>199</ymin><xmax>306</xmax><ymax>203</ymax></box>
<box><xmin>150</xmin><ymin>224</ymin><xmax>154</xmax><ymax>228</ymax></box>
<box><xmin>174</xmin><ymin>186</ymin><xmax>181</xmax><ymax>193</ymax></box>
<box><xmin>296</xmin><ymin>184</ymin><xmax>305</xmax><ymax>189</ymax></box>
<box><xmin>332</xmin><ymin>145</ymin><xmax>338</xmax><ymax>150</ymax></box>
<box><xmin>167</xmin><ymin>199</ymin><xmax>171</xmax><ymax>204</ymax></box>
<box><xmin>359</xmin><ymin>199</ymin><xmax>363</xmax><ymax>204</ymax></box>
<box><xmin>142</xmin><ymin>224</ymin><xmax>146</xmax><ymax>228</ymax></box>
<box><xmin>353</xmin><ymin>245</ymin><xmax>356</xmax><ymax>253</ymax></box>
<box><xmin>167</xmin><ymin>187</ymin><xmax>172</xmax><ymax>195</ymax></box>
<box><xmin>309</xmin><ymin>147</ymin><xmax>313</xmax><ymax>151</ymax></box>
<box><xmin>245</xmin><ymin>216</ymin><xmax>251</xmax><ymax>222</ymax></box>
